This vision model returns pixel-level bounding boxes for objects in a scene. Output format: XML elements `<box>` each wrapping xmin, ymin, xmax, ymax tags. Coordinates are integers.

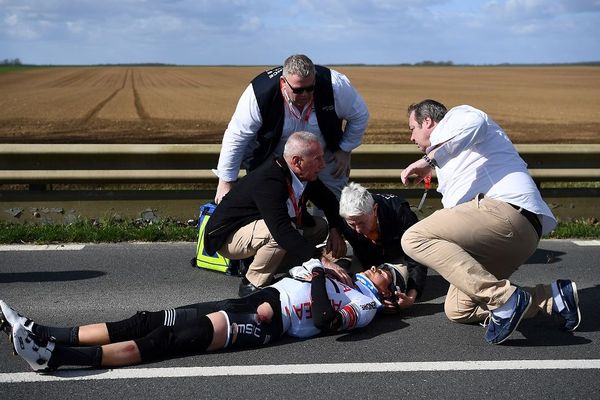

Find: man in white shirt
<box><xmin>214</xmin><ymin>54</ymin><xmax>369</xmax><ymax>202</ymax></box>
<box><xmin>399</xmin><ymin>99</ymin><xmax>581</xmax><ymax>345</ymax></box>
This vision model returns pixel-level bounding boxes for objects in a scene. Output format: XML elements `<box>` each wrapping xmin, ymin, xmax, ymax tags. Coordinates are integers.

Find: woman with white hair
<box><xmin>338</xmin><ymin>182</ymin><xmax>427</xmax><ymax>310</ymax></box>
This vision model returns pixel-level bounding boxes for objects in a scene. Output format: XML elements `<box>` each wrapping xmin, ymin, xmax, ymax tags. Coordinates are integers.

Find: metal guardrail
<box><xmin>1</xmin><ymin>144</ymin><xmax>599</xmax><ymax>185</ymax></box>
<box><xmin>0</xmin><ymin>143</ymin><xmax>598</xmax><ymax>223</ymax></box>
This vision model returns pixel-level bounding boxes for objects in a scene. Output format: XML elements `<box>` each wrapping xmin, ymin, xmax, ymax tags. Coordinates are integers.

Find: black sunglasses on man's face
<box><xmin>283</xmin><ymin>76</ymin><xmax>315</xmax><ymax>94</ymax></box>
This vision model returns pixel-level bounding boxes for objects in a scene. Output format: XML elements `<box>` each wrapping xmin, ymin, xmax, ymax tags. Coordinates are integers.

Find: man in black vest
<box><xmin>213</xmin><ymin>54</ymin><xmax>369</xmax><ymax>203</ymax></box>
<box><xmin>205</xmin><ymin>132</ymin><xmax>349</xmax><ymax>297</ymax></box>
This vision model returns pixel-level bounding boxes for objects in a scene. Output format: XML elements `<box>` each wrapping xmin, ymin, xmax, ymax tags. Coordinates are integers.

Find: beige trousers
<box><xmin>401</xmin><ymin>195</ymin><xmax>553</xmax><ymax>323</ymax></box>
<box><xmin>218</xmin><ymin>217</ymin><xmax>328</xmax><ymax>287</ymax></box>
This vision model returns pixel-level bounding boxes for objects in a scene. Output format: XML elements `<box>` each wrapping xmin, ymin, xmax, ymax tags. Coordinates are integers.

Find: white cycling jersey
<box><xmin>270</xmin><ymin>277</ymin><xmax>381</xmax><ymax>338</ymax></box>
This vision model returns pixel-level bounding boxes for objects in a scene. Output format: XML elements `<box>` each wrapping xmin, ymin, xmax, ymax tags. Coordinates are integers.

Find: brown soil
<box><xmin>1</xmin><ymin>66</ymin><xmax>598</xmax><ymax>144</ymax></box>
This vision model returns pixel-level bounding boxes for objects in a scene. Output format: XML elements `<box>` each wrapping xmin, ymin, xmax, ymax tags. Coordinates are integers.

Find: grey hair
<box><xmin>407</xmin><ymin>99</ymin><xmax>448</xmax><ymax>125</ymax></box>
<box><xmin>283</xmin><ymin>54</ymin><xmax>315</xmax><ymax>78</ymax></box>
<box><xmin>339</xmin><ymin>182</ymin><xmax>375</xmax><ymax>218</ymax></box>
<box><xmin>283</xmin><ymin>131</ymin><xmax>323</xmax><ymax>160</ymax></box>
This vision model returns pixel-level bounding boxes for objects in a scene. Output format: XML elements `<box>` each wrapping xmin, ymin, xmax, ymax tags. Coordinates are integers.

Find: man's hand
<box><xmin>381</xmin><ymin>299</ymin><xmax>401</xmax><ymax>314</ymax></box>
<box><xmin>382</xmin><ymin>289</ymin><xmax>417</xmax><ymax>313</ymax></box>
<box><xmin>400</xmin><ymin>158</ymin><xmax>431</xmax><ymax>186</ymax></box>
<box><xmin>320</xmin><ymin>257</ymin><xmax>352</xmax><ymax>286</ymax></box>
<box><xmin>331</xmin><ymin>150</ymin><xmax>351</xmax><ymax>178</ymax></box>
<box><xmin>325</xmin><ymin>228</ymin><xmax>347</xmax><ymax>259</ymax></box>
<box><xmin>396</xmin><ymin>289</ymin><xmax>417</xmax><ymax>309</ymax></box>
<box><xmin>214</xmin><ymin>179</ymin><xmax>234</xmax><ymax>204</ymax></box>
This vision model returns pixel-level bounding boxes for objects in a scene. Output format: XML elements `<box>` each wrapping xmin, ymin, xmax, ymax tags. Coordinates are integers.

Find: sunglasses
<box><xmin>283</xmin><ymin>76</ymin><xmax>315</xmax><ymax>94</ymax></box>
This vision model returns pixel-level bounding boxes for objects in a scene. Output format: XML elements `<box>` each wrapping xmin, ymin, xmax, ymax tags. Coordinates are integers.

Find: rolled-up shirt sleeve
<box><xmin>216</xmin><ymin>84</ymin><xmax>263</xmax><ymax>182</ymax></box>
<box><xmin>331</xmin><ymin>70</ymin><xmax>369</xmax><ymax>153</ymax></box>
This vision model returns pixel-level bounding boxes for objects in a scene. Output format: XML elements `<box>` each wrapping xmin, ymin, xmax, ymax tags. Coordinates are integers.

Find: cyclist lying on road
<box><xmin>1</xmin><ymin>258</ymin><xmax>408</xmax><ymax>372</ymax></box>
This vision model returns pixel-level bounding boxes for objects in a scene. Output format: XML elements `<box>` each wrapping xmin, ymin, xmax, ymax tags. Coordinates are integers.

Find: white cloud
<box><xmin>130</xmin><ymin>15</ymin><xmax>183</xmax><ymax>33</ymax></box>
<box><xmin>66</xmin><ymin>20</ymin><xmax>83</xmax><ymax>34</ymax></box>
<box><xmin>0</xmin><ymin>0</ymin><xmax>598</xmax><ymax>65</ymax></box>
<box><xmin>2</xmin><ymin>12</ymin><xmax>42</xmax><ymax>39</ymax></box>
<box><xmin>4</xmin><ymin>14</ymin><xmax>18</xmax><ymax>26</ymax></box>
<box><xmin>240</xmin><ymin>16</ymin><xmax>262</xmax><ymax>32</ymax></box>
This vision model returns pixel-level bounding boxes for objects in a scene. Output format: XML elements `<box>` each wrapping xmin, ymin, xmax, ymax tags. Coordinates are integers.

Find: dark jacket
<box><xmin>340</xmin><ymin>194</ymin><xmax>428</xmax><ymax>298</ymax></box>
<box><xmin>205</xmin><ymin>156</ymin><xmax>344</xmax><ymax>261</ymax></box>
<box><xmin>246</xmin><ymin>65</ymin><xmax>343</xmax><ymax>170</ymax></box>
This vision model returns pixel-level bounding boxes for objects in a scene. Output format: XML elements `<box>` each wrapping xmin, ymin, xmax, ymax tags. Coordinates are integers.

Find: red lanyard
<box><xmin>286</xmin><ymin>180</ymin><xmax>302</xmax><ymax>226</ymax></box>
<box><xmin>301</xmin><ymin>99</ymin><xmax>314</xmax><ymax>123</ymax></box>
<box><xmin>282</xmin><ymin>90</ymin><xmax>314</xmax><ymax>123</ymax></box>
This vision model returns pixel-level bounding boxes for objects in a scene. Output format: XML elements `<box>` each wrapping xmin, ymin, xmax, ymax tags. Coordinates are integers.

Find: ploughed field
<box><xmin>0</xmin><ymin>66</ymin><xmax>598</xmax><ymax>144</ymax></box>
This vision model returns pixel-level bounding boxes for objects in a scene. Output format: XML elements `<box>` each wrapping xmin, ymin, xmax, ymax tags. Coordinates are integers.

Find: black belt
<box><xmin>509</xmin><ymin>203</ymin><xmax>542</xmax><ymax>239</ymax></box>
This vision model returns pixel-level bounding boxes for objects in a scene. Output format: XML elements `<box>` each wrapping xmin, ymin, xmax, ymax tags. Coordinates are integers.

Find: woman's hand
<box><xmin>320</xmin><ymin>257</ymin><xmax>352</xmax><ymax>286</ymax></box>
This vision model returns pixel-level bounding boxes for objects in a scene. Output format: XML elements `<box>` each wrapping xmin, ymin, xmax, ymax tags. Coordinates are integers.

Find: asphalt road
<box><xmin>1</xmin><ymin>240</ymin><xmax>599</xmax><ymax>400</ymax></box>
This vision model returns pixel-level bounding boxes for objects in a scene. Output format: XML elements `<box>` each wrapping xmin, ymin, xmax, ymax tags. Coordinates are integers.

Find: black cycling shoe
<box><xmin>238</xmin><ymin>278</ymin><xmax>261</xmax><ymax>297</ymax></box>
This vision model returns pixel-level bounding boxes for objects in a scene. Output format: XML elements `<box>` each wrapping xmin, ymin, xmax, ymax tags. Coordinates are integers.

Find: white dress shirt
<box><xmin>287</xmin><ymin>164</ymin><xmax>307</xmax><ymax>220</ymax></box>
<box><xmin>428</xmin><ymin>105</ymin><xmax>557</xmax><ymax>235</ymax></box>
<box><xmin>216</xmin><ymin>68</ymin><xmax>369</xmax><ymax>193</ymax></box>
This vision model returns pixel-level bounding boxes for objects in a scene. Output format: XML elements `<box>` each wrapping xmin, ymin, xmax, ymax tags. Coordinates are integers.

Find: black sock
<box><xmin>48</xmin><ymin>344</ymin><xmax>102</xmax><ymax>369</ymax></box>
<box><xmin>33</xmin><ymin>324</ymin><xmax>79</xmax><ymax>346</ymax></box>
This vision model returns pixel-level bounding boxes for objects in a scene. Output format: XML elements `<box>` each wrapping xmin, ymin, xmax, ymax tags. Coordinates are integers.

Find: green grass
<box><xmin>540</xmin><ymin>181</ymin><xmax>600</xmax><ymax>189</ymax></box>
<box><xmin>0</xmin><ymin>218</ymin><xmax>598</xmax><ymax>244</ymax></box>
<box><xmin>0</xmin><ymin>219</ymin><xmax>197</xmax><ymax>243</ymax></box>
<box><xmin>0</xmin><ymin>65</ymin><xmax>38</xmax><ymax>74</ymax></box>
<box><xmin>548</xmin><ymin>219</ymin><xmax>600</xmax><ymax>238</ymax></box>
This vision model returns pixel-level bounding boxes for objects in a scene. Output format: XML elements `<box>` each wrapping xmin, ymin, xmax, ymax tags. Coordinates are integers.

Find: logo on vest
<box><xmin>267</xmin><ymin>66</ymin><xmax>283</xmax><ymax>79</ymax></box>
<box><xmin>321</xmin><ymin>105</ymin><xmax>335</xmax><ymax>111</ymax></box>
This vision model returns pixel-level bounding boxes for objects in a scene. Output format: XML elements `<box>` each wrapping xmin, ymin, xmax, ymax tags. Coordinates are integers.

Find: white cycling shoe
<box><xmin>0</xmin><ymin>300</ymin><xmax>34</xmax><ymax>335</ymax></box>
<box><xmin>12</xmin><ymin>323</ymin><xmax>55</xmax><ymax>372</ymax></box>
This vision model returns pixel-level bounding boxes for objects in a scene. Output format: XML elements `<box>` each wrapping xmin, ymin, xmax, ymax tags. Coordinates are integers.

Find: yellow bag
<box><xmin>190</xmin><ymin>202</ymin><xmax>241</xmax><ymax>274</ymax></box>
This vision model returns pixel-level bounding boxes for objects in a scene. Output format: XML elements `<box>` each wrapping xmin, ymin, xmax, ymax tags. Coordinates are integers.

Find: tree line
<box><xmin>2</xmin><ymin>58</ymin><xmax>22</xmax><ymax>65</ymax></box>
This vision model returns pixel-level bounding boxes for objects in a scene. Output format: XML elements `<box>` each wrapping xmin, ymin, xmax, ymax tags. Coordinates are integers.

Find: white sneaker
<box><xmin>13</xmin><ymin>323</ymin><xmax>55</xmax><ymax>372</ymax></box>
<box><xmin>0</xmin><ymin>300</ymin><xmax>34</xmax><ymax>335</ymax></box>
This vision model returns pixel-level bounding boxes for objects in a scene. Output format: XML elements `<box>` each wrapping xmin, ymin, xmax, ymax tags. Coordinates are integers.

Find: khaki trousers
<box><xmin>401</xmin><ymin>195</ymin><xmax>553</xmax><ymax>323</ymax></box>
<box><xmin>218</xmin><ymin>217</ymin><xmax>328</xmax><ymax>287</ymax></box>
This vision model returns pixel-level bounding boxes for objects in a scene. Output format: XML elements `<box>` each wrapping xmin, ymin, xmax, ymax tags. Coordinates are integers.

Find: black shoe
<box><xmin>226</xmin><ymin>257</ymin><xmax>253</xmax><ymax>277</ymax></box>
<box><xmin>238</xmin><ymin>278</ymin><xmax>261</xmax><ymax>297</ymax></box>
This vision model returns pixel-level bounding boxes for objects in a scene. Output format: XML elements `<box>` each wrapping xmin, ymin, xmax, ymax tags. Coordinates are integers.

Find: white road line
<box><xmin>572</xmin><ymin>240</ymin><xmax>600</xmax><ymax>246</ymax></box>
<box><xmin>2</xmin><ymin>360</ymin><xmax>600</xmax><ymax>383</ymax></box>
<box><xmin>0</xmin><ymin>244</ymin><xmax>85</xmax><ymax>251</ymax></box>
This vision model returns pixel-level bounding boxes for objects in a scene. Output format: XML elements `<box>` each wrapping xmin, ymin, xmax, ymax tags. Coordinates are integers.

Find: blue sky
<box><xmin>1</xmin><ymin>0</ymin><xmax>599</xmax><ymax>65</ymax></box>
